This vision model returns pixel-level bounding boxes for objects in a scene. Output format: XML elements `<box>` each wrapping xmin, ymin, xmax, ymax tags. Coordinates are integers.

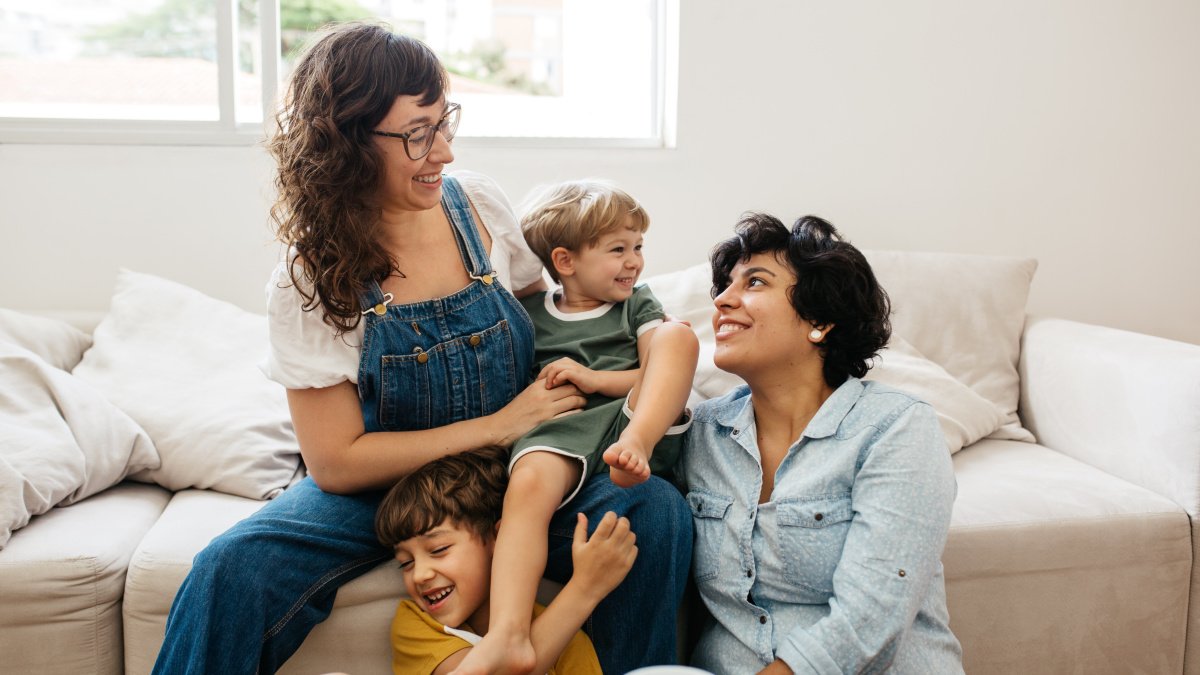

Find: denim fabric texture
<box><xmin>679</xmin><ymin>378</ymin><xmax>964</xmax><ymax>675</ymax></box>
<box><xmin>152</xmin><ymin>176</ymin><xmax>692</xmax><ymax>675</ymax></box>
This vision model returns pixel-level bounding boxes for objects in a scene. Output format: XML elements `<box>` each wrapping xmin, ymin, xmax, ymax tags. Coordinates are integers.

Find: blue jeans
<box><xmin>153</xmin><ymin>474</ymin><xmax>691</xmax><ymax>674</ymax></box>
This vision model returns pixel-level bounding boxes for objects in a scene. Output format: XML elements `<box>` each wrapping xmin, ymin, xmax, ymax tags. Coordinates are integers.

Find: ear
<box><xmin>808</xmin><ymin>324</ymin><xmax>834</xmax><ymax>342</ymax></box>
<box><xmin>550</xmin><ymin>247</ymin><xmax>575</xmax><ymax>279</ymax></box>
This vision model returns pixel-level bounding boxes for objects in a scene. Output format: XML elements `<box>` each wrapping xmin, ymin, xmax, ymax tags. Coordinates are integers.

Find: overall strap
<box><xmin>357</xmin><ymin>280</ymin><xmax>391</xmax><ymax>315</ymax></box>
<box><xmin>440</xmin><ymin>176</ymin><xmax>495</xmax><ymax>280</ymax></box>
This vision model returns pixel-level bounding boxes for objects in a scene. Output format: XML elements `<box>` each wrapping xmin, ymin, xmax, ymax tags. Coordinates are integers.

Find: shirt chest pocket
<box><xmin>776</xmin><ymin>495</ymin><xmax>854</xmax><ymax>596</ymax></box>
<box><xmin>687</xmin><ymin>491</ymin><xmax>735</xmax><ymax>583</ymax></box>
<box><xmin>380</xmin><ymin>319</ymin><xmax>518</xmax><ymax>431</ymax></box>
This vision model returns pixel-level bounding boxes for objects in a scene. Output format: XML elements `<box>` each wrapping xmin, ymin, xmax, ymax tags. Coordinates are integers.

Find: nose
<box><xmin>412</xmin><ymin>558</ymin><xmax>435</xmax><ymax>585</ymax></box>
<box><xmin>428</xmin><ymin>129</ymin><xmax>455</xmax><ymax>165</ymax></box>
<box><xmin>714</xmin><ymin>283</ymin><xmax>737</xmax><ymax>308</ymax></box>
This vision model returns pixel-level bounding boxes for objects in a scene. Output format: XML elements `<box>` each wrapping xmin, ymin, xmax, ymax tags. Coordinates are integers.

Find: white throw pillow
<box><xmin>72</xmin><ymin>270</ymin><xmax>300</xmax><ymax>500</ymax></box>
<box><xmin>861</xmin><ymin>335</ymin><xmax>1008</xmax><ymax>453</ymax></box>
<box><xmin>0</xmin><ymin>307</ymin><xmax>93</xmax><ymax>371</ymax></box>
<box><xmin>863</xmin><ymin>251</ymin><xmax>1037</xmax><ymax>442</ymax></box>
<box><xmin>0</xmin><ymin>341</ymin><xmax>159</xmax><ymax>547</ymax></box>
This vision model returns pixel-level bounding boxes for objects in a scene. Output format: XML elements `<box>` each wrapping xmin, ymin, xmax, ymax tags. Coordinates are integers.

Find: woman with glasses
<box><xmin>678</xmin><ymin>214</ymin><xmax>963</xmax><ymax>675</ymax></box>
<box><xmin>152</xmin><ymin>22</ymin><xmax>692</xmax><ymax>675</ymax></box>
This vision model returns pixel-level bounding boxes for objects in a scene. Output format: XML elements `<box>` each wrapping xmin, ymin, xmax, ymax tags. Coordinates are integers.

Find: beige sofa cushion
<box><xmin>0</xmin><ymin>482</ymin><xmax>171</xmax><ymax>675</ymax></box>
<box><xmin>946</xmin><ymin>440</ymin><xmax>1191</xmax><ymax>674</ymax></box>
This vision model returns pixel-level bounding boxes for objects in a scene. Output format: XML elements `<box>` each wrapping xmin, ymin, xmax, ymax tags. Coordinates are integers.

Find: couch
<box><xmin>2</xmin><ymin>251</ymin><xmax>1199</xmax><ymax>675</ymax></box>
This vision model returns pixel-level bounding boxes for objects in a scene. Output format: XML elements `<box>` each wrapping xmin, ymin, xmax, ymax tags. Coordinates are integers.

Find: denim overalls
<box><xmin>357</xmin><ymin>176</ymin><xmax>534</xmax><ymax>434</ymax></box>
<box><xmin>153</xmin><ymin>175</ymin><xmax>691</xmax><ymax>675</ymax></box>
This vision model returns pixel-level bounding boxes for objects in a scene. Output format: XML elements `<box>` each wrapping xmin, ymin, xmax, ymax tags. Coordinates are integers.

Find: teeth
<box><xmin>414</xmin><ymin>174</ymin><xmax>440</xmax><ymax>183</ymax></box>
<box><xmin>719</xmin><ymin>324</ymin><xmax>747</xmax><ymax>332</ymax></box>
<box><xmin>424</xmin><ymin>586</ymin><xmax>453</xmax><ymax>603</ymax></box>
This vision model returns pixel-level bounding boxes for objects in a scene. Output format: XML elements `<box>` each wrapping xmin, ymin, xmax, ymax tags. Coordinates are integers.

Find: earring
<box><xmin>810</xmin><ymin>329</ymin><xmax>823</xmax><ymax>341</ymax></box>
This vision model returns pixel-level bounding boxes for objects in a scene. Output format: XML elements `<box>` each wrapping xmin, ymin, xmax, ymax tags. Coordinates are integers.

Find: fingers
<box><xmin>574</xmin><ymin>512</ymin><xmax>588</xmax><ymax>546</ymax></box>
<box><xmin>591</xmin><ymin>510</ymin><xmax>619</xmax><ymax>540</ymax></box>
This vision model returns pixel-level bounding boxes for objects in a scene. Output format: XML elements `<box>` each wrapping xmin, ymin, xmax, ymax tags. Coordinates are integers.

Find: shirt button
<box><xmin>417</xmin><ymin>353</ymin><xmax>429</xmax><ymax>364</ymax></box>
<box><xmin>814</xmin><ymin>513</ymin><xmax>823</xmax><ymax>521</ymax></box>
<box><xmin>759</xmin><ymin>616</ymin><xmax>767</xmax><ymax>624</ymax></box>
<box><xmin>898</xmin><ymin>569</ymin><xmax>907</xmax><ymax>577</ymax></box>
<box><xmin>732</xmin><ymin>428</ymin><xmax>740</xmax><ymax>436</ymax></box>
<box><xmin>470</xmin><ymin>335</ymin><xmax>481</xmax><ymax>345</ymax></box>
<box><xmin>746</xmin><ymin>569</ymin><xmax>753</xmax><ymax>578</ymax></box>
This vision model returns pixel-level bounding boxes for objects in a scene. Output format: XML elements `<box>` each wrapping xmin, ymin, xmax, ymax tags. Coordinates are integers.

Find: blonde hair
<box><xmin>520</xmin><ymin>180</ymin><xmax>650</xmax><ymax>283</ymax></box>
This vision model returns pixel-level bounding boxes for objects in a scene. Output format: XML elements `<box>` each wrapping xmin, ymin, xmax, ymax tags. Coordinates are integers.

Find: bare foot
<box><xmin>449</xmin><ymin>630</ymin><xmax>535</xmax><ymax>675</ymax></box>
<box><xmin>603</xmin><ymin>437</ymin><xmax>651</xmax><ymax>488</ymax></box>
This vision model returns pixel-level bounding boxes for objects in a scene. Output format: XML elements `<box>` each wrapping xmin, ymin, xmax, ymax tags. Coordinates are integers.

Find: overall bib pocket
<box><xmin>380</xmin><ymin>318</ymin><xmax>518</xmax><ymax>431</ymax></box>
<box><xmin>777</xmin><ymin>494</ymin><xmax>853</xmax><ymax>596</ymax></box>
<box><xmin>687</xmin><ymin>491</ymin><xmax>735</xmax><ymax>583</ymax></box>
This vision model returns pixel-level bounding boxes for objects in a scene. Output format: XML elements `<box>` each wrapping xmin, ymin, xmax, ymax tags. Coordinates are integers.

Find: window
<box><xmin>0</xmin><ymin>0</ymin><xmax>677</xmax><ymax>147</ymax></box>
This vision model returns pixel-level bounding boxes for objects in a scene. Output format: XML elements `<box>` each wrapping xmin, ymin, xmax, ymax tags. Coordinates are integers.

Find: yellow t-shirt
<box><xmin>390</xmin><ymin>599</ymin><xmax>603</xmax><ymax>675</ymax></box>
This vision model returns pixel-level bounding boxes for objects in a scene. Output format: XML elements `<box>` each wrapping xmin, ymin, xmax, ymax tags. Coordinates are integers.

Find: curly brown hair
<box><xmin>375</xmin><ymin>446</ymin><xmax>509</xmax><ymax>548</ymax></box>
<box><xmin>266</xmin><ymin>22</ymin><xmax>449</xmax><ymax>335</ymax></box>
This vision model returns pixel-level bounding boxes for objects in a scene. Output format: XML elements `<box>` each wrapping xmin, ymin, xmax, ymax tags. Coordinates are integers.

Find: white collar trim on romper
<box><xmin>544</xmin><ymin>288</ymin><xmax>616</xmax><ymax>321</ymax></box>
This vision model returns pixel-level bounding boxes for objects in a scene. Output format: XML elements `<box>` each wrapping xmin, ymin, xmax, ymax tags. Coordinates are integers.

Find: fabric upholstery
<box><xmin>1019</xmin><ymin>316</ymin><xmax>1200</xmax><ymax>675</ymax></box>
<box><xmin>0</xmin><ymin>482</ymin><xmax>170</xmax><ymax>675</ymax></box>
<box><xmin>946</xmin><ymin>440</ymin><xmax>1190</xmax><ymax>674</ymax></box>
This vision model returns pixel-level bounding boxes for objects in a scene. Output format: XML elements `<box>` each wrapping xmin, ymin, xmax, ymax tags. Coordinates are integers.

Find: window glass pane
<box><xmin>237</xmin><ymin>0</ymin><xmax>262</xmax><ymax>123</ymax></box>
<box><xmin>282</xmin><ymin>0</ymin><xmax>658</xmax><ymax>139</ymax></box>
<box><xmin>0</xmin><ymin>0</ymin><xmax>221</xmax><ymax>121</ymax></box>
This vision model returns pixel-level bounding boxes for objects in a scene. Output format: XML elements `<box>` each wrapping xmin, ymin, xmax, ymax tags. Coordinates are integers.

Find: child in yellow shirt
<box><xmin>375</xmin><ymin>445</ymin><xmax>636</xmax><ymax>675</ymax></box>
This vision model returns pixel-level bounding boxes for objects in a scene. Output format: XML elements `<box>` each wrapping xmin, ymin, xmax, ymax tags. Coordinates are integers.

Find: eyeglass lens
<box><xmin>407</xmin><ymin>105</ymin><xmax>461</xmax><ymax>160</ymax></box>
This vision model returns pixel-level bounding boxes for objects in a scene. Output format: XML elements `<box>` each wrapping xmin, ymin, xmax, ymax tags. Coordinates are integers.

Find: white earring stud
<box><xmin>810</xmin><ymin>329</ymin><xmax>823</xmax><ymax>340</ymax></box>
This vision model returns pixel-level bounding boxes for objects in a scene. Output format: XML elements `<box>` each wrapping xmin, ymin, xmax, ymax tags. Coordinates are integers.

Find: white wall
<box><xmin>2</xmin><ymin>0</ymin><xmax>1198</xmax><ymax>345</ymax></box>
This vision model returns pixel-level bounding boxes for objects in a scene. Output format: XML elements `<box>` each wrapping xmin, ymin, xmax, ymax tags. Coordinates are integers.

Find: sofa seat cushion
<box><xmin>123</xmin><ymin>488</ymin><xmax>566</xmax><ymax>675</ymax></box>
<box><xmin>946</xmin><ymin>439</ymin><xmax>1191</xmax><ymax>674</ymax></box>
<box><xmin>0</xmin><ymin>482</ymin><xmax>171</xmax><ymax>675</ymax></box>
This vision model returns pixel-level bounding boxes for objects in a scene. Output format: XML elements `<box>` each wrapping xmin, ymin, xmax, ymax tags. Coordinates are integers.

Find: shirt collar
<box><xmin>713</xmin><ymin>377</ymin><xmax>864</xmax><ymax>440</ymax></box>
<box><xmin>802</xmin><ymin>377</ymin><xmax>864</xmax><ymax>439</ymax></box>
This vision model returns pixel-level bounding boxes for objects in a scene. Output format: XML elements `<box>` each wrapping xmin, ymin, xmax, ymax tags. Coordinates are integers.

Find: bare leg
<box><xmin>450</xmin><ymin>451</ymin><xmax>581</xmax><ymax>675</ymax></box>
<box><xmin>604</xmin><ymin>322</ymin><xmax>699</xmax><ymax>487</ymax></box>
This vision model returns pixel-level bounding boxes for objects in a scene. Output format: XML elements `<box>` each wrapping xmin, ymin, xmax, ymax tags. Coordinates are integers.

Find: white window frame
<box><xmin>0</xmin><ymin>0</ymin><xmax>677</xmax><ymax>149</ymax></box>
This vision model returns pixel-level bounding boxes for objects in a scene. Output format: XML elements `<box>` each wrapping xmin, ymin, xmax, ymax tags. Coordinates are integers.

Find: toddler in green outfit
<box><xmin>450</xmin><ymin>180</ymin><xmax>699</xmax><ymax>675</ymax></box>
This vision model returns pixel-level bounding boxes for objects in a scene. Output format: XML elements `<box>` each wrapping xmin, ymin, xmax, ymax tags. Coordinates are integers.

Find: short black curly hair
<box><xmin>710</xmin><ymin>213</ymin><xmax>891</xmax><ymax>389</ymax></box>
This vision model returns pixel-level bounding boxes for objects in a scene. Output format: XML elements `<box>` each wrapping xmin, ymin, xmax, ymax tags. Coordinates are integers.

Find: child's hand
<box><xmin>571</xmin><ymin>512</ymin><xmax>637</xmax><ymax>602</ymax></box>
<box><xmin>538</xmin><ymin>357</ymin><xmax>601</xmax><ymax>394</ymax></box>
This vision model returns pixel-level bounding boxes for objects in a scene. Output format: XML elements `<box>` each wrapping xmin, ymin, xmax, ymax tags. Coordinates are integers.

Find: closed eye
<box><xmin>431</xmin><ymin>546</ymin><xmax>450</xmax><ymax>555</ymax></box>
<box><xmin>397</xmin><ymin>559</ymin><xmax>413</xmax><ymax>570</ymax></box>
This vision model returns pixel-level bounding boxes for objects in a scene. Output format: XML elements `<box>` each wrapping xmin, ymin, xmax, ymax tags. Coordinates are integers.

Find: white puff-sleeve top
<box><xmin>260</xmin><ymin>170</ymin><xmax>544</xmax><ymax>390</ymax></box>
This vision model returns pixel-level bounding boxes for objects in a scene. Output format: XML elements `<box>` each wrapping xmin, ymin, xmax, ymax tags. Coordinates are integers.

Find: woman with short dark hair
<box><xmin>680</xmin><ymin>214</ymin><xmax>964</xmax><ymax>674</ymax></box>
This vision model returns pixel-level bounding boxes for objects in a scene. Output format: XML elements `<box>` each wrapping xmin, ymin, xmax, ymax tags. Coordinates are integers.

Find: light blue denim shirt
<box><xmin>679</xmin><ymin>378</ymin><xmax>964</xmax><ymax>675</ymax></box>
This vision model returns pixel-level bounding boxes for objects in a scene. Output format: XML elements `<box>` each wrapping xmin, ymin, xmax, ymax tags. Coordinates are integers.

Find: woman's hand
<box><xmin>495</xmin><ymin>376</ymin><xmax>587</xmax><ymax>446</ymax></box>
<box><xmin>569</xmin><ymin>512</ymin><xmax>637</xmax><ymax>603</ymax></box>
<box><xmin>538</xmin><ymin>357</ymin><xmax>602</xmax><ymax>393</ymax></box>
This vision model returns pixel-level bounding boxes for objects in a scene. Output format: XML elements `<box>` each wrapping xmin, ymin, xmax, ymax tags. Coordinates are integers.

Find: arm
<box><xmin>526</xmin><ymin>512</ymin><xmax>637</xmax><ymax>673</ymax></box>
<box><xmin>512</xmin><ymin>277</ymin><xmax>549</xmax><ymax>300</ymax></box>
<box><xmin>289</xmin><ymin>377</ymin><xmax>586</xmax><ymax>494</ymax></box>
<box><xmin>775</xmin><ymin>402</ymin><xmax>955</xmax><ymax>675</ymax></box>
<box><xmin>535</xmin><ymin>324</ymin><xmax>658</xmax><ymax>398</ymax></box>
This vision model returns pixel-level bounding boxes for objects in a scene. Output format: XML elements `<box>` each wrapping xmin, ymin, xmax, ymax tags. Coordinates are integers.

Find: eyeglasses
<box><xmin>371</xmin><ymin>102</ymin><xmax>462</xmax><ymax>161</ymax></box>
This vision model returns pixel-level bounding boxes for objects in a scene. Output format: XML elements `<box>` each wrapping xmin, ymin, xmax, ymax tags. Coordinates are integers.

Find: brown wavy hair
<box><xmin>266</xmin><ymin>22</ymin><xmax>449</xmax><ymax>335</ymax></box>
<box><xmin>375</xmin><ymin>446</ymin><xmax>509</xmax><ymax>548</ymax></box>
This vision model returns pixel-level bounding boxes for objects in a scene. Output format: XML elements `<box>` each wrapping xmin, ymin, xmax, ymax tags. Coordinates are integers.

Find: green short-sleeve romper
<box><xmin>511</xmin><ymin>285</ymin><xmax>691</xmax><ymax>504</ymax></box>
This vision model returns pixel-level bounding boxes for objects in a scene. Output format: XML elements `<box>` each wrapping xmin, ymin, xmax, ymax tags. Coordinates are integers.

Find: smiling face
<box><xmin>561</xmin><ymin>225</ymin><xmax>645</xmax><ymax>306</ymax></box>
<box><xmin>372</xmin><ymin>95</ymin><xmax>455</xmax><ymax>215</ymax></box>
<box><xmin>712</xmin><ymin>252</ymin><xmax>823</xmax><ymax>381</ymax></box>
<box><xmin>394</xmin><ymin>520</ymin><xmax>495</xmax><ymax>631</ymax></box>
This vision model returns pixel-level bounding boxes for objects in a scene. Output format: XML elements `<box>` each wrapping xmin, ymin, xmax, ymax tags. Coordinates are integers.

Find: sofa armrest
<box><xmin>1018</xmin><ymin>316</ymin><xmax>1200</xmax><ymax>515</ymax></box>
